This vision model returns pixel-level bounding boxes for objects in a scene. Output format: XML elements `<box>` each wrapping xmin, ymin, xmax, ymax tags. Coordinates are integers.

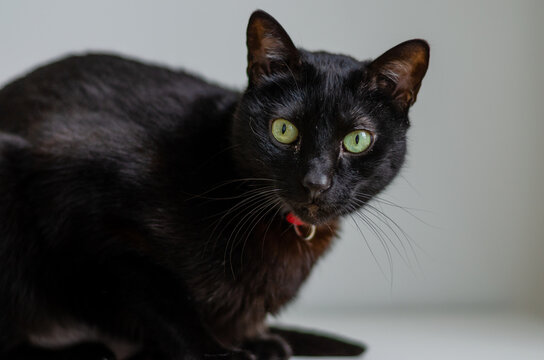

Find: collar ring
<box><xmin>294</xmin><ymin>224</ymin><xmax>316</xmax><ymax>241</ymax></box>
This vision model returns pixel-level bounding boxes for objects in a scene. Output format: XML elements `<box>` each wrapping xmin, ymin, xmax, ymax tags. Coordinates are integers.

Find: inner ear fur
<box><xmin>368</xmin><ymin>39</ymin><xmax>430</xmax><ymax>111</ymax></box>
<box><xmin>246</xmin><ymin>10</ymin><xmax>301</xmax><ymax>84</ymax></box>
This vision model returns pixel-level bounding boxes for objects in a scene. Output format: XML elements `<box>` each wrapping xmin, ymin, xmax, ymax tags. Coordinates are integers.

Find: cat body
<box><xmin>0</xmin><ymin>10</ymin><xmax>428</xmax><ymax>360</ymax></box>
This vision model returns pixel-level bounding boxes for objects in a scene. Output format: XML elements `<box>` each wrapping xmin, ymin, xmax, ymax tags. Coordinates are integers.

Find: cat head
<box><xmin>231</xmin><ymin>10</ymin><xmax>429</xmax><ymax>225</ymax></box>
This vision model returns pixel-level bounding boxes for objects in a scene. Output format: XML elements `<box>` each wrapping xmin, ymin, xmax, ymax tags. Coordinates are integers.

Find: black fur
<box><xmin>0</xmin><ymin>10</ymin><xmax>428</xmax><ymax>360</ymax></box>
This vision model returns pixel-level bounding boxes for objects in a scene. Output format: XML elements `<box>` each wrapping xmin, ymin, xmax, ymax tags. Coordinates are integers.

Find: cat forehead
<box><xmin>253</xmin><ymin>50</ymin><xmax>373</xmax><ymax>120</ymax></box>
<box><xmin>298</xmin><ymin>51</ymin><xmax>367</xmax><ymax>96</ymax></box>
<box><xmin>300</xmin><ymin>50</ymin><xmax>363</xmax><ymax>80</ymax></box>
<box><xmin>303</xmin><ymin>55</ymin><xmax>368</xmax><ymax>118</ymax></box>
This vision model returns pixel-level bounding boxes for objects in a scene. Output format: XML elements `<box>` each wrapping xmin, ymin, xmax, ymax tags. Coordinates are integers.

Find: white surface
<box><xmin>0</xmin><ymin>1</ymin><xmax>543</xmax><ymax>313</ymax></box>
<box><xmin>274</xmin><ymin>310</ymin><xmax>544</xmax><ymax>360</ymax></box>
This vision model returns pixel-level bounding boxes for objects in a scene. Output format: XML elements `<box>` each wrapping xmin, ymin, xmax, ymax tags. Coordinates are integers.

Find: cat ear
<box><xmin>246</xmin><ymin>10</ymin><xmax>301</xmax><ymax>85</ymax></box>
<box><xmin>368</xmin><ymin>39</ymin><xmax>429</xmax><ymax>111</ymax></box>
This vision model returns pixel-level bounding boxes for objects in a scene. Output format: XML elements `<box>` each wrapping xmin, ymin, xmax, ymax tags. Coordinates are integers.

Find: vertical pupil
<box><xmin>281</xmin><ymin>123</ymin><xmax>286</xmax><ymax>134</ymax></box>
<box><xmin>355</xmin><ymin>134</ymin><xmax>360</xmax><ymax>144</ymax></box>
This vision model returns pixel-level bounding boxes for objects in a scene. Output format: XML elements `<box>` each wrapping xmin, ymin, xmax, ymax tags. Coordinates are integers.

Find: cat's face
<box><xmin>232</xmin><ymin>11</ymin><xmax>429</xmax><ymax>225</ymax></box>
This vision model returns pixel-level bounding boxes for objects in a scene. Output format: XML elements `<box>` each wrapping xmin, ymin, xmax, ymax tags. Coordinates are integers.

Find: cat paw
<box><xmin>203</xmin><ymin>349</ymin><xmax>256</xmax><ymax>360</ymax></box>
<box><xmin>242</xmin><ymin>334</ymin><xmax>292</xmax><ymax>360</ymax></box>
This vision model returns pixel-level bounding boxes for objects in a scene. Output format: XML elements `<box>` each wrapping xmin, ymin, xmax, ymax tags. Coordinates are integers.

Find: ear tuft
<box><xmin>368</xmin><ymin>39</ymin><xmax>430</xmax><ymax>111</ymax></box>
<box><xmin>246</xmin><ymin>10</ymin><xmax>300</xmax><ymax>85</ymax></box>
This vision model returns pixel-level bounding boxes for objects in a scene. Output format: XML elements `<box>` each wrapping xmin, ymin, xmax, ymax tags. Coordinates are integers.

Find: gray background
<box><xmin>1</xmin><ymin>0</ymin><xmax>543</xmax><ymax>316</ymax></box>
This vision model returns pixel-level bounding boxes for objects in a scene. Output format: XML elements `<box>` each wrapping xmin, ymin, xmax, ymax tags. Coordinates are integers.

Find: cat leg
<box><xmin>67</xmin><ymin>255</ymin><xmax>255</xmax><ymax>360</ymax></box>
<box><xmin>127</xmin><ymin>305</ymin><xmax>255</xmax><ymax>360</ymax></box>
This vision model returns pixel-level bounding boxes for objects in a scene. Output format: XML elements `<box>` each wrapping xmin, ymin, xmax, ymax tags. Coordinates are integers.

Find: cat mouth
<box><xmin>281</xmin><ymin>202</ymin><xmax>337</xmax><ymax>225</ymax></box>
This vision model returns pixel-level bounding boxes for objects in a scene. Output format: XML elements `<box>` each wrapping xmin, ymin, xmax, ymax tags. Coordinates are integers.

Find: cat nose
<box><xmin>302</xmin><ymin>172</ymin><xmax>331</xmax><ymax>201</ymax></box>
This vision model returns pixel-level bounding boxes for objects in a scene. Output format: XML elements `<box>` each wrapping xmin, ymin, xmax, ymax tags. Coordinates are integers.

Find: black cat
<box><xmin>0</xmin><ymin>10</ymin><xmax>429</xmax><ymax>360</ymax></box>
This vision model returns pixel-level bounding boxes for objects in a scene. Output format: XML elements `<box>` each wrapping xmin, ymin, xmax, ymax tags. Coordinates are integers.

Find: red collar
<box><xmin>286</xmin><ymin>212</ymin><xmax>305</xmax><ymax>226</ymax></box>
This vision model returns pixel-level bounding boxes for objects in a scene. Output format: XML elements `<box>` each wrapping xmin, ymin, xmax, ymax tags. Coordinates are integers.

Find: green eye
<box><xmin>271</xmin><ymin>118</ymin><xmax>299</xmax><ymax>144</ymax></box>
<box><xmin>343</xmin><ymin>130</ymin><xmax>373</xmax><ymax>154</ymax></box>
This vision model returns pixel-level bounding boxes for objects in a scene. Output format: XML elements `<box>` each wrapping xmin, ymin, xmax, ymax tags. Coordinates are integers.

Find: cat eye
<box><xmin>271</xmin><ymin>118</ymin><xmax>299</xmax><ymax>144</ymax></box>
<box><xmin>343</xmin><ymin>130</ymin><xmax>373</xmax><ymax>154</ymax></box>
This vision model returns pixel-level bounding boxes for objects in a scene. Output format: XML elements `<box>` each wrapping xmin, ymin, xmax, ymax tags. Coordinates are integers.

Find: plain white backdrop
<box><xmin>1</xmin><ymin>0</ymin><xmax>543</xmax><ymax>318</ymax></box>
